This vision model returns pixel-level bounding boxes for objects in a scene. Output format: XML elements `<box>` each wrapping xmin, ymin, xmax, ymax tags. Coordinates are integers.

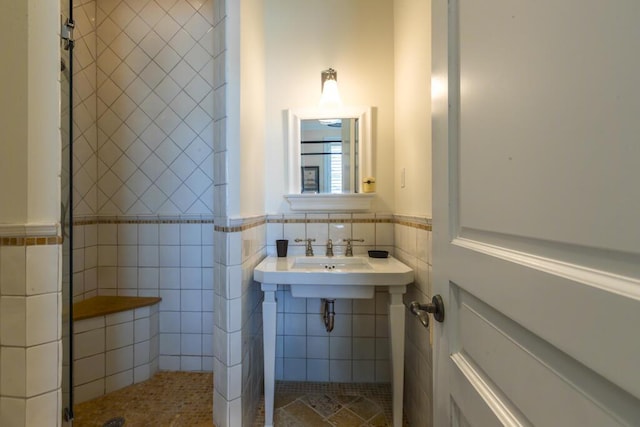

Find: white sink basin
<box><xmin>254</xmin><ymin>255</ymin><xmax>413</xmax><ymax>299</ymax></box>
<box><xmin>291</xmin><ymin>256</ymin><xmax>373</xmax><ymax>271</ymax></box>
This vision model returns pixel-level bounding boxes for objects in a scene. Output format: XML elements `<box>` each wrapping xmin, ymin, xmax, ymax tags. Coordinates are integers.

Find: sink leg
<box><xmin>262</xmin><ymin>285</ymin><xmax>277</xmax><ymax>427</ymax></box>
<box><xmin>389</xmin><ymin>291</ymin><xmax>406</xmax><ymax>427</ymax></box>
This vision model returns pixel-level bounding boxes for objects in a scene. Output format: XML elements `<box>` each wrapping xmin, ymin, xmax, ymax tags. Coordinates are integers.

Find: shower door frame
<box><xmin>60</xmin><ymin>0</ymin><xmax>75</xmax><ymax>422</ymax></box>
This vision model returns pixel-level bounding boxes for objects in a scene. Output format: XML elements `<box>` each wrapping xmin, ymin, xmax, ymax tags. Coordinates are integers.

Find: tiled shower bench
<box><xmin>72</xmin><ymin>296</ymin><xmax>161</xmax><ymax>403</ymax></box>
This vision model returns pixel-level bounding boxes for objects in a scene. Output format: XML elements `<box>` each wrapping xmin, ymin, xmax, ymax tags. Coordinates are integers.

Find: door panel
<box><xmin>432</xmin><ymin>1</ymin><xmax>640</xmax><ymax>426</ymax></box>
<box><xmin>456</xmin><ymin>0</ymin><xmax>640</xmax><ymax>254</ymax></box>
<box><xmin>452</xmin><ymin>285</ymin><xmax>637</xmax><ymax>426</ymax></box>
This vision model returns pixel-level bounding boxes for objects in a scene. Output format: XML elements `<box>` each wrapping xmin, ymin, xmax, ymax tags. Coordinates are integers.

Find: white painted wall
<box><xmin>240</xmin><ymin>0</ymin><xmax>266</xmax><ymax>217</ymax></box>
<box><xmin>0</xmin><ymin>0</ymin><xmax>60</xmax><ymax>224</ymax></box>
<box><xmin>394</xmin><ymin>0</ymin><xmax>432</xmax><ymax>217</ymax></box>
<box><xmin>0</xmin><ymin>1</ymin><xmax>28</xmax><ymax>222</ymax></box>
<box><xmin>263</xmin><ymin>0</ymin><xmax>395</xmax><ymax>214</ymax></box>
<box><xmin>224</xmin><ymin>0</ymin><xmax>266</xmax><ymax>218</ymax></box>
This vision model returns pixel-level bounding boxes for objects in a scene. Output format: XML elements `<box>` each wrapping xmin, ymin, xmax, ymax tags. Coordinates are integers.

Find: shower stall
<box><xmin>60</xmin><ymin>0</ymin><xmax>217</xmax><ymax>423</ymax></box>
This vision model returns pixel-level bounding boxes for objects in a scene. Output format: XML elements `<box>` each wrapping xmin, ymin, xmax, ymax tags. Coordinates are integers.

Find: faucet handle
<box><xmin>344</xmin><ymin>238</ymin><xmax>364</xmax><ymax>256</ymax></box>
<box><xmin>294</xmin><ymin>238</ymin><xmax>315</xmax><ymax>256</ymax></box>
<box><xmin>325</xmin><ymin>239</ymin><xmax>334</xmax><ymax>257</ymax></box>
<box><xmin>344</xmin><ymin>238</ymin><xmax>364</xmax><ymax>243</ymax></box>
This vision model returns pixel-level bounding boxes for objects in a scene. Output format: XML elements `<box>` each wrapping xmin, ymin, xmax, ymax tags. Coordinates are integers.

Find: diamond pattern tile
<box><xmin>70</xmin><ymin>0</ymin><xmax>214</xmax><ymax>216</ymax></box>
<box><xmin>73</xmin><ymin>0</ymin><xmax>99</xmax><ymax>216</ymax></box>
<box><xmin>111</xmin><ymin>33</ymin><xmax>137</xmax><ymax>60</ymax></box>
<box><xmin>155</xmin><ymin>108</ymin><xmax>181</xmax><ymax>134</ymax></box>
<box><xmin>112</xmin><ymin>155</ymin><xmax>137</xmax><ymax>181</ymax></box>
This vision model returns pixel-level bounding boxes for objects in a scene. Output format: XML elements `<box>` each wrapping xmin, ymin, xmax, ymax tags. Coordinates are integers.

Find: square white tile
<box><xmin>1</xmin><ymin>347</ymin><xmax>26</xmax><ymax>397</ymax></box>
<box><xmin>26</xmin><ymin>342</ymin><xmax>59</xmax><ymax>396</ymax></box>
<box><xmin>106</xmin><ymin>345</ymin><xmax>134</xmax><ymax>375</ymax></box>
<box><xmin>26</xmin><ymin>293</ymin><xmax>58</xmax><ymax>346</ymax></box>
<box><xmin>106</xmin><ymin>321</ymin><xmax>134</xmax><ymax>350</ymax></box>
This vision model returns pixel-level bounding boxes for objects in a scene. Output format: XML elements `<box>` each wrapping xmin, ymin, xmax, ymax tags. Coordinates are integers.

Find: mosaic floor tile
<box><xmin>300</xmin><ymin>394</ymin><xmax>343</xmax><ymax>418</ymax></box>
<box><xmin>254</xmin><ymin>381</ymin><xmax>408</xmax><ymax>427</ymax></box>
<box><xmin>346</xmin><ymin>396</ymin><xmax>383</xmax><ymax>422</ymax></box>
<box><xmin>74</xmin><ymin>372</ymin><xmax>406</xmax><ymax>427</ymax></box>
<box><xmin>73</xmin><ymin>372</ymin><xmax>214</xmax><ymax>427</ymax></box>
<box><xmin>326</xmin><ymin>407</ymin><xmax>366</xmax><ymax>426</ymax></box>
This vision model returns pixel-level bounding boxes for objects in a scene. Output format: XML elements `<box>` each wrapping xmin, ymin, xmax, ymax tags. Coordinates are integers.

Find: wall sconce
<box><xmin>319</xmin><ymin>68</ymin><xmax>342</xmax><ymax>109</ymax></box>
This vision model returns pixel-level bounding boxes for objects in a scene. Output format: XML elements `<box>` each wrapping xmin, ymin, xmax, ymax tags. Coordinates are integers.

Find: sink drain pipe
<box><xmin>322</xmin><ymin>299</ymin><xmax>335</xmax><ymax>332</ymax></box>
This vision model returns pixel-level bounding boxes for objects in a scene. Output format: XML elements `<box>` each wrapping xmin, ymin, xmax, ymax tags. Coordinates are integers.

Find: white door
<box><xmin>432</xmin><ymin>1</ymin><xmax>640</xmax><ymax>426</ymax></box>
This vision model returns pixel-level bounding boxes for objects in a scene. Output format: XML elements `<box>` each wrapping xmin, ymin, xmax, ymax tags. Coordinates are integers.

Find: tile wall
<box><xmin>94</xmin><ymin>0</ymin><xmax>214</xmax><ymax>216</ymax></box>
<box><xmin>394</xmin><ymin>216</ymin><xmax>433</xmax><ymax>426</ymax></box>
<box><xmin>0</xmin><ymin>237</ymin><xmax>62</xmax><ymax>426</ymax></box>
<box><xmin>265</xmin><ymin>213</ymin><xmax>433</xmax><ymax>426</ymax></box>
<box><xmin>266</xmin><ymin>213</ymin><xmax>396</xmax><ymax>383</ymax></box>
<box><xmin>213</xmin><ymin>219</ymin><xmax>266</xmax><ymax>427</ymax></box>
<box><xmin>72</xmin><ymin>219</ymin><xmax>215</xmax><ymax>372</ymax></box>
<box><xmin>72</xmin><ymin>0</ymin><xmax>99</xmax><ymax>217</ymax></box>
<box><xmin>70</xmin><ymin>0</ymin><xmax>217</xmax><ymax>376</ymax></box>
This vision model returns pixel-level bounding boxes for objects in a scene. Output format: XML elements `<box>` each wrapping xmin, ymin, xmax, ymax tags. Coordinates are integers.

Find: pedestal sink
<box><xmin>254</xmin><ymin>255</ymin><xmax>414</xmax><ymax>427</ymax></box>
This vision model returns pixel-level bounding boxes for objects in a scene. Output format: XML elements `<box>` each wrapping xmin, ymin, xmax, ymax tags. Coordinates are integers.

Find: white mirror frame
<box><xmin>284</xmin><ymin>106</ymin><xmax>375</xmax><ymax>211</ymax></box>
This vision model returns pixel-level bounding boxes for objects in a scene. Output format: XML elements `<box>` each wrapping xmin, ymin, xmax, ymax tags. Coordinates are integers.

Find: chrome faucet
<box><xmin>295</xmin><ymin>238</ymin><xmax>315</xmax><ymax>256</ymax></box>
<box><xmin>344</xmin><ymin>238</ymin><xmax>364</xmax><ymax>256</ymax></box>
<box><xmin>326</xmin><ymin>239</ymin><xmax>334</xmax><ymax>256</ymax></box>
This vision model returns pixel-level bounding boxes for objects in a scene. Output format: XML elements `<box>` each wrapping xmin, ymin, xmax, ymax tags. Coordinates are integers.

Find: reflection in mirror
<box><xmin>285</xmin><ymin>107</ymin><xmax>373</xmax><ymax>211</ymax></box>
<box><xmin>300</xmin><ymin>118</ymin><xmax>359</xmax><ymax>194</ymax></box>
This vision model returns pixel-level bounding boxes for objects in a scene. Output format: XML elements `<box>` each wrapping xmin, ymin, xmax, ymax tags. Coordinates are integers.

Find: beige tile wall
<box><xmin>0</xmin><ymin>241</ymin><xmax>62</xmax><ymax>426</ymax></box>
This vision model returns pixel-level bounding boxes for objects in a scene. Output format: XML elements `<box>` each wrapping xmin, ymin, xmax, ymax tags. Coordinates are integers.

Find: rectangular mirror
<box><xmin>286</xmin><ymin>107</ymin><xmax>372</xmax><ymax>195</ymax></box>
<box><xmin>300</xmin><ymin>118</ymin><xmax>359</xmax><ymax>193</ymax></box>
<box><xmin>285</xmin><ymin>107</ymin><xmax>374</xmax><ymax>211</ymax></box>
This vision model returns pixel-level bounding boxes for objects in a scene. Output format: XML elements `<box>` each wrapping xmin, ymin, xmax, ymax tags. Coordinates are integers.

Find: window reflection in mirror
<box><xmin>300</xmin><ymin>118</ymin><xmax>359</xmax><ymax>194</ymax></box>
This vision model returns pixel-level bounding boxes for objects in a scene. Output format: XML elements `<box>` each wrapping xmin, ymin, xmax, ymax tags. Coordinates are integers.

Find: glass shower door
<box><xmin>60</xmin><ymin>0</ymin><xmax>74</xmax><ymax>422</ymax></box>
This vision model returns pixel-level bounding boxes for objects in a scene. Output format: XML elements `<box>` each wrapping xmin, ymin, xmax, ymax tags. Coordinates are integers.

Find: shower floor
<box><xmin>73</xmin><ymin>371</ymin><xmax>214</xmax><ymax>427</ymax></box>
<box><xmin>73</xmin><ymin>372</ymin><xmax>403</xmax><ymax>426</ymax></box>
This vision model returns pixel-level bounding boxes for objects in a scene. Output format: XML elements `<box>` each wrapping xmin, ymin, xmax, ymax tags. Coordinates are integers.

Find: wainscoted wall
<box><xmin>266</xmin><ymin>213</ymin><xmax>396</xmax><ymax>383</ymax></box>
<box><xmin>0</xmin><ymin>231</ymin><xmax>62</xmax><ymax>425</ymax></box>
<box><xmin>213</xmin><ymin>218</ymin><xmax>265</xmax><ymax>427</ymax></box>
<box><xmin>72</xmin><ymin>216</ymin><xmax>214</xmax><ymax>372</ymax></box>
<box><xmin>394</xmin><ymin>215</ymin><xmax>433</xmax><ymax>426</ymax></box>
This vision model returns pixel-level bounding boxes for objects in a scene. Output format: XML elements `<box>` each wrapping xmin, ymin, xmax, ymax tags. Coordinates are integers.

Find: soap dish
<box><xmin>368</xmin><ymin>250</ymin><xmax>389</xmax><ymax>259</ymax></box>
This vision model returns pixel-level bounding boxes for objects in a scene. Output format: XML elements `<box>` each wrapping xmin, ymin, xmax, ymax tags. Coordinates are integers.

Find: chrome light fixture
<box><xmin>319</xmin><ymin>68</ymin><xmax>342</xmax><ymax>109</ymax></box>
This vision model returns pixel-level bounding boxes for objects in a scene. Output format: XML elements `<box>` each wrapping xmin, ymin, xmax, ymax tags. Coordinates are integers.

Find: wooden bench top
<box><xmin>73</xmin><ymin>296</ymin><xmax>162</xmax><ymax>321</ymax></box>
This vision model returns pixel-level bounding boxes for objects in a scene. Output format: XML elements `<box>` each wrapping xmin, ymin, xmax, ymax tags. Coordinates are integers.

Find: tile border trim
<box><xmin>214</xmin><ymin>217</ymin><xmax>267</xmax><ymax>233</ymax></box>
<box><xmin>0</xmin><ymin>236</ymin><xmax>63</xmax><ymax>246</ymax></box>
<box><xmin>213</xmin><ymin>213</ymin><xmax>433</xmax><ymax>233</ymax></box>
<box><xmin>73</xmin><ymin>215</ymin><xmax>216</xmax><ymax>225</ymax></box>
<box><xmin>393</xmin><ymin>214</ymin><xmax>432</xmax><ymax>231</ymax></box>
<box><xmin>0</xmin><ymin>223</ymin><xmax>62</xmax><ymax>245</ymax></box>
<box><xmin>0</xmin><ymin>214</ymin><xmax>431</xmax><ymax>242</ymax></box>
